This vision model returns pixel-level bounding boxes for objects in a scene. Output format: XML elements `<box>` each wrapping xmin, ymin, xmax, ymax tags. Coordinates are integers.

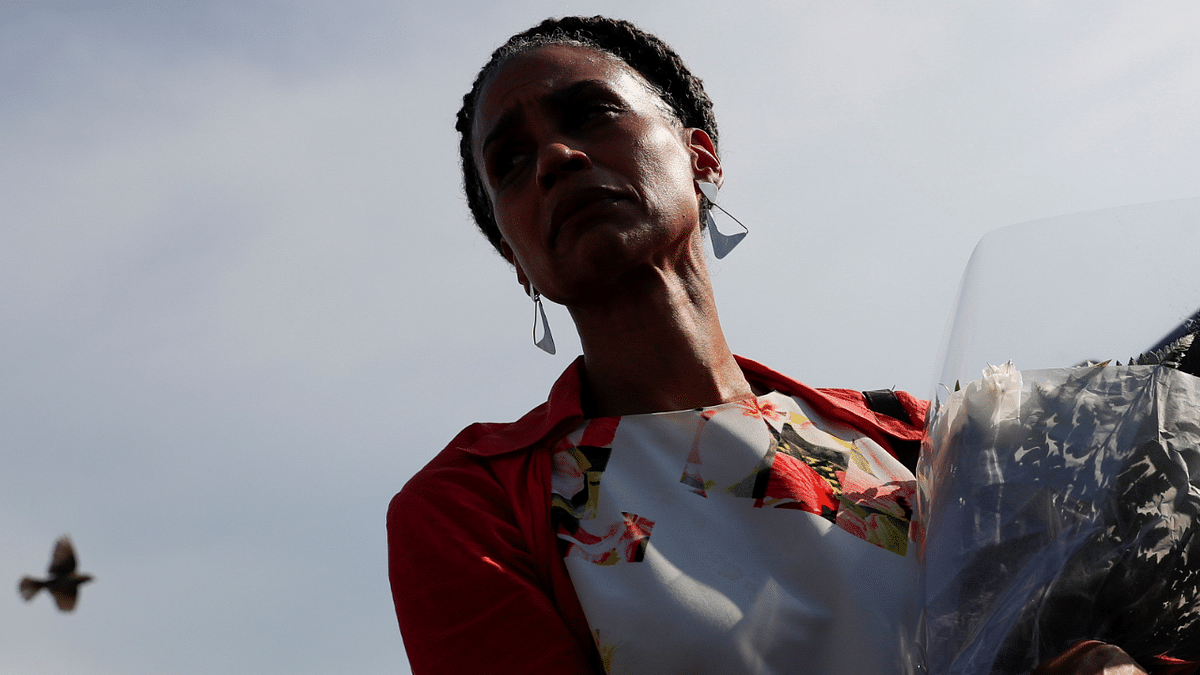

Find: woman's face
<box><xmin>472</xmin><ymin>44</ymin><xmax>720</xmax><ymax>305</ymax></box>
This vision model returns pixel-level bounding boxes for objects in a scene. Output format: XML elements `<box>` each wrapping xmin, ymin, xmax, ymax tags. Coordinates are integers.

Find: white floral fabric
<box><xmin>550</xmin><ymin>391</ymin><xmax>921</xmax><ymax>675</ymax></box>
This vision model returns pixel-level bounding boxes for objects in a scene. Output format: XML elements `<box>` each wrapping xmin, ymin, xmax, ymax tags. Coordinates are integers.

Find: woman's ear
<box><xmin>500</xmin><ymin>240</ymin><xmax>531</xmax><ymax>292</ymax></box>
<box><xmin>686</xmin><ymin>128</ymin><xmax>723</xmax><ymax>190</ymax></box>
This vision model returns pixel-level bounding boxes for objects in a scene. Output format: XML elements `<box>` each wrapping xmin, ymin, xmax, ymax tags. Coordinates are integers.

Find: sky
<box><xmin>1</xmin><ymin>1</ymin><xmax>1198</xmax><ymax>673</ymax></box>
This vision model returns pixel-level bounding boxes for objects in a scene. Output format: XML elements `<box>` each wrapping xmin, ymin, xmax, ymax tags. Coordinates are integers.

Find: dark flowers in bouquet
<box><xmin>921</xmin><ymin>330</ymin><xmax>1200</xmax><ymax>674</ymax></box>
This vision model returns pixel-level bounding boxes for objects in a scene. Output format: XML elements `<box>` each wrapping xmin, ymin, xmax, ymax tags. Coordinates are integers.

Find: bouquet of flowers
<box><xmin>917</xmin><ymin>330</ymin><xmax>1200</xmax><ymax>674</ymax></box>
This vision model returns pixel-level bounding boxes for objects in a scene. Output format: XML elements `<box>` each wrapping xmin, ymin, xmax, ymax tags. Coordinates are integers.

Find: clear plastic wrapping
<box><xmin>919</xmin><ymin>363</ymin><xmax>1200</xmax><ymax>673</ymax></box>
<box><xmin>914</xmin><ymin>198</ymin><xmax>1200</xmax><ymax>674</ymax></box>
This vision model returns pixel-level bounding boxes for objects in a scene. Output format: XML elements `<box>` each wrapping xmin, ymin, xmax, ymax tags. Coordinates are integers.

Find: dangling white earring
<box><xmin>698</xmin><ymin>181</ymin><xmax>748</xmax><ymax>259</ymax></box>
<box><xmin>529</xmin><ymin>287</ymin><xmax>556</xmax><ymax>355</ymax></box>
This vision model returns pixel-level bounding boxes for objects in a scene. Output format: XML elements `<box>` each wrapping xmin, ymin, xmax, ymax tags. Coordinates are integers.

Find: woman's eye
<box><xmin>492</xmin><ymin>150</ymin><xmax>529</xmax><ymax>182</ymax></box>
<box><xmin>582</xmin><ymin>104</ymin><xmax>610</xmax><ymax>120</ymax></box>
<box><xmin>571</xmin><ymin>101</ymin><xmax>618</xmax><ymax>126</ymax></box>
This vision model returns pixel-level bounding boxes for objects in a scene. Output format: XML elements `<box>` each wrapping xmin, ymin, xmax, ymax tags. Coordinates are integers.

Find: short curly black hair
<box><xmin>456</xmin><ymin>16</ymin><xmax>719</xmax><ymax>255</ymax></box>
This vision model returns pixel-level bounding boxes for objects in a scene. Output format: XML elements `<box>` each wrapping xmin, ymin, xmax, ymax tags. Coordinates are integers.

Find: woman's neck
<box><xmin>567</xmin><ymin>255</ymin><xmax>754</xmax><ymax>418</ymax></box>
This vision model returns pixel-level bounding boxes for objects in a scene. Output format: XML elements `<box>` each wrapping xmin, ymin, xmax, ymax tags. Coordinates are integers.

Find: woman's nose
<box><xmin>536</xmin><ymin>142</ymin><xmax>590</xmax><ymax>191</ymax></box>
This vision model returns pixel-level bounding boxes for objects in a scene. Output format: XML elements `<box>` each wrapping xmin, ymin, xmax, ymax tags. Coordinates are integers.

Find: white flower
<box><xmin>971</xmin><ymin>361</ymin><xmax>1023</xmax><ymax>426</ymax></box>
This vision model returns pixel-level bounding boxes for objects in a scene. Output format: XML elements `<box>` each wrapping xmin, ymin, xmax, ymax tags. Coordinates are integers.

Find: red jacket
<box><xmin>387</xmin><ymin>356</ymin><xmax>927</xmax><ymax>675</ymax></box>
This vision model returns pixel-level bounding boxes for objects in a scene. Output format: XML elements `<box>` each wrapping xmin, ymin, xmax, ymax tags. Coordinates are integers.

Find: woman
<box><xmin>388</xmin><ymin>16</ymin><xmax>1152</xmax><ymax>675</ymax></box>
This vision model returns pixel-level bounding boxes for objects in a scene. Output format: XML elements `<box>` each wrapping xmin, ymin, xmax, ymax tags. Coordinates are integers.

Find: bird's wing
<box><xmin>50</xmin><ymin>586</ymin><xmax>78</xmax><ymax>612</ymax></box>
<box><xmin>48</xmin><ymin>536</ymin><xmax>77</xmax><ymax>576</ymax></box>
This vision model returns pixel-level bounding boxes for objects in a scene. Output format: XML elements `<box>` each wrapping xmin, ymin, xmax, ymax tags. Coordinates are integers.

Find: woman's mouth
<box><xmin>550</xmin><ymin>187</ymin><xmax>629</xmax><ymax>243</ymax></box>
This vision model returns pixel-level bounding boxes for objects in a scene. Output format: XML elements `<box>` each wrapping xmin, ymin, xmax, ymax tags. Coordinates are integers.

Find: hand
<box><xmin>1032</xmin><ymin>640</ymin><xmax>1148</xmax><ymax>675</ymax></box>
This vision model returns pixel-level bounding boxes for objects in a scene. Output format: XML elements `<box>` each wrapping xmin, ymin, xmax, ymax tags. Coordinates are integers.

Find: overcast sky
<box><xmin>2</xmin><ymin>2</ymin><xmax>1199</xmax><ymax>674</ymax></box>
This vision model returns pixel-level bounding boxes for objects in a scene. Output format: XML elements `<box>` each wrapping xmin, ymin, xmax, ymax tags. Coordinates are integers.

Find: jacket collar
<box><xmin>462</xmin><ymin>355</ymin><xmax>923</xmax><ymax>457</ymax></box>
<box><xmin>462</xmin><ymin>357</ymin><xmax>587</xmax><ymax>457</ymax></box>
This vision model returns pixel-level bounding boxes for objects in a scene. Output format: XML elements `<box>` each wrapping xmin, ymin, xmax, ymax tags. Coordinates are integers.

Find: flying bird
<box><xmin>18</xmin><ymin>536</ymin><xmax>93</xmax><ymax>612</ymax></box>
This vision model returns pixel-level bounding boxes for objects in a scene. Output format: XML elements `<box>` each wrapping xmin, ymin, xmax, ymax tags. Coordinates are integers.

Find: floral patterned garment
<box><xmin>551</xmin><ymin>391</ymin><xmax>921</xmax><ymax>675</ymax></box>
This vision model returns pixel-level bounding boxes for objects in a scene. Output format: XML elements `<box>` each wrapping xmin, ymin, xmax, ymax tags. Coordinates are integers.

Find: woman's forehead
<box><xmin>483</xmin><ymin>44</ymin><xmax>632</xmax><ymax>99</ymax></box>
<box><xmin>472</xmin><ymin>44</ymin><xmax>655</xmax><ymax>142</ymax></box>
